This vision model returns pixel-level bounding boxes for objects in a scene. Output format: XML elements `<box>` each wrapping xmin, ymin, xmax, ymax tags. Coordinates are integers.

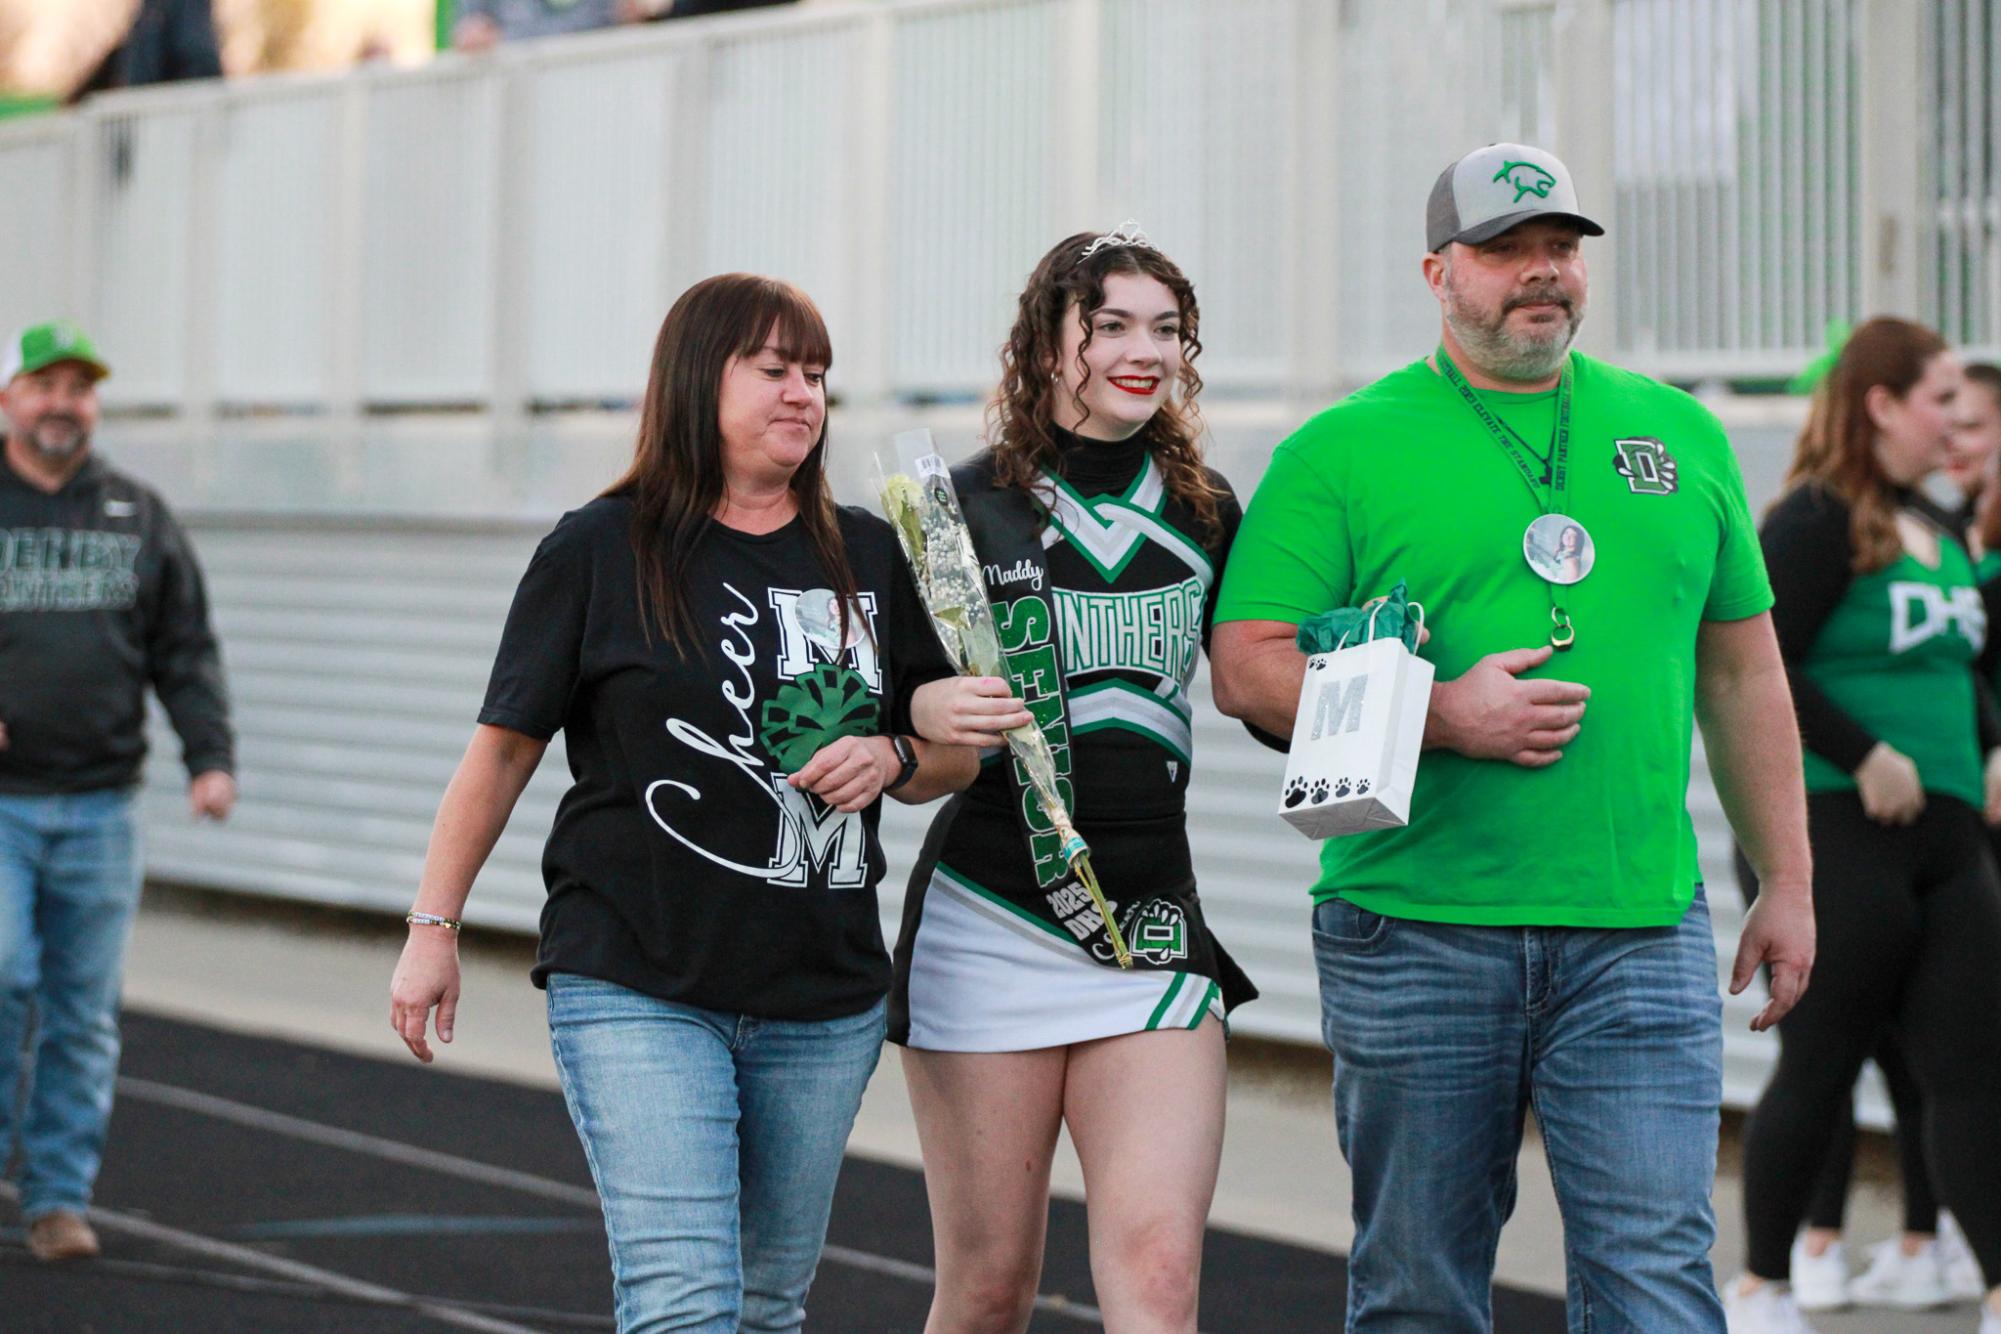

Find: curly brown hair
<box><xmin>1782</xmin><ymin>315</ymin><xmax>1951</xmax><ymax>574</ymax></box>
<box><xmin>983</xmin><ymin>230</ymin><xmax>1226</xmax><ymax>547</ymax></box>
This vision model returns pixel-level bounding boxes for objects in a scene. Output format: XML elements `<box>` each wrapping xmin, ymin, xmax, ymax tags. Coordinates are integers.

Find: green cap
<box><xmin>2</xmin><ymin>321</ymin><xmax>111</xmax><ymax>384</ymax></box>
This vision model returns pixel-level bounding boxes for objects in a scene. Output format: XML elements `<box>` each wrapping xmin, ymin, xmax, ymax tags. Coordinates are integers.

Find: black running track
<box><xmin>2</xmin><ymin>1012</ymin><xmax>1566</xmax><ymax>1332</ymax></box>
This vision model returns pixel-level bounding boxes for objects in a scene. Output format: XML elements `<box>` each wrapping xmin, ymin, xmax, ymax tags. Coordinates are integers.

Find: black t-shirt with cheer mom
<box><xmin>480</xmin><ymin>496</ymin><xmax>951</xmax><ymax>1021</ymax></box>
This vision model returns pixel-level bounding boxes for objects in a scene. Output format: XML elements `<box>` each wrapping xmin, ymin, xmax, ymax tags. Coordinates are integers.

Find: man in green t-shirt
<box><xmin>1211</xmin><ymin>143</ymin><xmax>1816</xmax><ymax>1332</ymax></box>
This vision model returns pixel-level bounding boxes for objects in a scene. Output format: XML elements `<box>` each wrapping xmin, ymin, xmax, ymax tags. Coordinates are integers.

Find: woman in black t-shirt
<box><xmin>387</xmin><ymin>274</ymin><xmax>980</xmax><ymax>1332</ymax></box>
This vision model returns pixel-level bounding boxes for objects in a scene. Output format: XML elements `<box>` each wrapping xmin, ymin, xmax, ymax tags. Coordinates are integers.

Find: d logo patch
<box><xmin>1613</xmin><ymin>438</ymin><xmax>1679</xmax><ymax>495</ymax></box>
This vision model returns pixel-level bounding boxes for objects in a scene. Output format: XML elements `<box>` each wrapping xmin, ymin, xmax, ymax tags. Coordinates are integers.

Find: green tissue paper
<box><xmin>1295</xmin><ymin>580</ymin><xmax>1423</xmax><ymax>655</ymax></box>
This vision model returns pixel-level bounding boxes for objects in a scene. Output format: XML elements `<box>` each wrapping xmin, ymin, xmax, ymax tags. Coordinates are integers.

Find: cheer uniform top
<box><xmin>1763</xmin><ymin>484</ymin><xmax>1987</xmax><ymax>806</ymax></box>
<box><xmin>888</xmin><ymin>429</ymin><xmax>1257</xmax><ymax>1051</ymax></box>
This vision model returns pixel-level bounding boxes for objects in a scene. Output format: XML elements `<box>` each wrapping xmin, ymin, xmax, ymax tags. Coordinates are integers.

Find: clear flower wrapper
<box><xmin>876</xmin><ymin>428</ymin><xmax>1132</xmax><ymax>967</ymax></box>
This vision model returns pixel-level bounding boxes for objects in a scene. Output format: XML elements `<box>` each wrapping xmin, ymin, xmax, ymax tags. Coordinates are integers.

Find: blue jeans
<box><xmin>1314</xmin><ymin>889</ymin><xmax>1726</xmax><ymax>1334</ymax></box>
<box><xmin>0</xmin><ymin>788</ymin><xmax>145</xmax><ymax>1220</ymax></box>
<box><xmin>545</xmin><ymin>973</ymin><xmax>886</xmax><ymax>1334</ymax></box>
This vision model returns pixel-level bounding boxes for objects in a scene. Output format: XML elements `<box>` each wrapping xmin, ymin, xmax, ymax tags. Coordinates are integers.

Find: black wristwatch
<box><xmin>883</xmin><ymin>734</ymin><xmax>920</xmax><ymax>793</ymax></box>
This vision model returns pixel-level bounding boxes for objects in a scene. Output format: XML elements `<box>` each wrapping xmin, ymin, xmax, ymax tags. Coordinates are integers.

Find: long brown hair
<box><xmin>986</xmin><ymin>230</ymin><xmax>1225</xmax><ymax>546</ymax></box>
<box><xmin>605</xmin><ymin>274</ymin><xmax>854</xmax><ymax>654</ymax></box>
<box><xmin>1963</xmin><ymin>363</ymin><xmax>2001</xmax><ymax>554</ymax></box>
<box><xmin>1783</xmin><ymin>315</ymin><xmax>1950</xmax><ymax>573</ymax></box>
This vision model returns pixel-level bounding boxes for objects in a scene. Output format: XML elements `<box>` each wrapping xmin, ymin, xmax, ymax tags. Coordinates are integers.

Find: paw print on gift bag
<box><xmin>1356</xmin><ymin>778</ymin><xmax>1371</xmax><ymax>796</ymax></box>
<box><xmin>1310</xmin><ymin>778</ymin><xmax>1331</xmax><ymax>803</ymax></box>
<box><xmin>1331</xmin><ymin>777</ymin><xmax>1351</xmax><ymax>799</ymax></box>
<box><xmin>1283</xmin><ymin>776</ymin><xmax>1311</xmax><ymax>809</ymax></box>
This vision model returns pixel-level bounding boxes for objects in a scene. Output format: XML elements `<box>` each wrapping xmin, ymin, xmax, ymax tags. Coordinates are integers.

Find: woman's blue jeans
<box><xmin>545</xmin><ymin>973</ymin><xmax>885</xmax><ymax>1334</ymax></box>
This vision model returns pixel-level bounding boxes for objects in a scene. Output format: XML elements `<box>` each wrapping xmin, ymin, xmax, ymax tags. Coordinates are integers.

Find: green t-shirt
<box><xmin>1800</xmin><ymin>537</ymin><xmax>1985</xmax><ymax>807</ymax></box>
<box><xmin>1980</xmin><ymin>550</ymin><xmax>2001</xmax><ymax>698</ymax></box>
<box><xmin>1216</xmin><ymin>353</ymin><xmax>1773</xmax><ymax>927</ymax></box>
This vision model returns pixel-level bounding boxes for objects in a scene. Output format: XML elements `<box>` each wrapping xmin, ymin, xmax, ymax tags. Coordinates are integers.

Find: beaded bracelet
<box><xmin>405</xmin><ymin>911</ymin><xmax>462</xmax><ymax>932</ymax></box>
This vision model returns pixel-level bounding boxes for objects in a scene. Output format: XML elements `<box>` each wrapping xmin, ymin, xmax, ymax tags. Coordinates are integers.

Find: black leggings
<box><xmin>1740</xmin><ymin>792</ymin><xmax>2001</xmax><ymax>1284</ymax></box>
<box><xmin>1802</xmin><ymin>1028</ymin><xmax>1936</xmax><ymax>1234</ymax></box>
<box><xmin>1737</xmin><ymin>852</ymin><xmax>1938</xmax><ymax>1236</ymax></box>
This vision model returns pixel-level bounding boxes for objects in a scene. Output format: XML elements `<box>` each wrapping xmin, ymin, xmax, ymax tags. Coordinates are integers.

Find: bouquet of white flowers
<box><xmin>876</xmin><ymin>429</ymin><xmax>1131</xmax><ymax>967</ymax></box>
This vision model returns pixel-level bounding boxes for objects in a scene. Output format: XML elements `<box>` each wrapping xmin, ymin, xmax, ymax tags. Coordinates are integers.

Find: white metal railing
<box><xmin>0</xmin><ymin>117</ymin><xmax>71</xmax><ymax>348</ymax></box>
<box><xmin>1</xmin><ymin>0</ymin><xmax>1980</xmax><ymax>407</ymax></box>
<box><xmin>1611</xmin><ymin>0</ymin><xmax>1864</xmax><ymax>378</ymax></box>
<box><xmin>0</xmin><ymin>0</ymin><xmax>1336</xmax><ymax>417</ymax></box>
<box><xmin>1925</xmin><ymin>0</ymin><xmax>2001</xmax><ymax>358</ymax></box>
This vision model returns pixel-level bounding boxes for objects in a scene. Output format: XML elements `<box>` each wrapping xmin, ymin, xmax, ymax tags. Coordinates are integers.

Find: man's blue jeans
<box><xmin>1314</xmin><ymin>889</ymin><xmax>1727</xmax><ymax>1334</ymax></box>
<box><xmin>0</xmin><ymin>787</ymin><xmax>145</xmax><ymax>1220</ymax></box>
<box><xmin>545</xmin><ymin>973</ymin><xmax>885</xmax><ymax>1334</ymax></box>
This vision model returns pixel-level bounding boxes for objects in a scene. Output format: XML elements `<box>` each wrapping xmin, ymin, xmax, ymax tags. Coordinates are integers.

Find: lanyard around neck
<box><xmin>1435</xmin><ymin>346</ymin><xmax>1581</xmax><ymax>649</ymax></box>
<box><xmin>1435</xmin><ymin>345</ymin><xmax>1573</xmax><ymax>517</ymax></box>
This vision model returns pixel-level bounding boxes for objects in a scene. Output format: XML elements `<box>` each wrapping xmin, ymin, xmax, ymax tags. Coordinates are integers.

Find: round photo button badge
<box><xmin>1523</xmin><ymin>514</ymin><xmax>1594</xmax><ymax>587</ymax></box>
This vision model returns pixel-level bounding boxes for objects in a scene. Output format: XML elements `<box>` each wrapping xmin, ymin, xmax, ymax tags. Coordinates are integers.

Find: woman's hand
<box><xmin>790</xmin><ymin>734</ymin><xmax>898</xmax><ymax>812</ymax></box>
<box><xmin>390</xmin><ymin>928</ymin><xmax>462</xmax><ymax>1064</ymax></box>
<box><xmin>1984</xmin><ymin>748</ymin><xmax>2001</xmax><ymax>826</ymax></box>
<box><xmin>910</xmin><ymin>677</ymin><xmax>1032</xmax><ymax>747</ymax></box>
<box><xmin>1855</xmin><ymin>741</ymin><xmax>1924</xmax><ymax>826</ymax></box>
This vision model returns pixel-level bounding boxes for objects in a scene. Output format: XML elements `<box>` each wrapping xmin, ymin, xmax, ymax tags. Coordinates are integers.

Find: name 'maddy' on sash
<box><xmin>875</xmin><ymin>429</ymin><xmax>1132</xmax><ymax>967</ymax></box>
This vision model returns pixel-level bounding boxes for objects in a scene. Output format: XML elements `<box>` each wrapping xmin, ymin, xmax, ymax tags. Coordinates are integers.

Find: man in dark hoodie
<box><xmin>0</xmin><ymin>322</ymin><xmax>234</xmax><ymax>1262</ymax></box>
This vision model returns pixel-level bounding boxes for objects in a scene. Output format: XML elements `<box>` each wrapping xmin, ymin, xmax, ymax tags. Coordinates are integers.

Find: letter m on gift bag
<box><xmin>1310</xmin><ymin>674</ymin><xmax>1368</xmax><ymax>739</ymax></box>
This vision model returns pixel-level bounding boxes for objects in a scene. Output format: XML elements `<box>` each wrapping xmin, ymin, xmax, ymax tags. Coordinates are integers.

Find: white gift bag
<box><xmin>1278</xmin><ymin>606</ymin><xmax>1435</xmax><ymax>839</ymax></box>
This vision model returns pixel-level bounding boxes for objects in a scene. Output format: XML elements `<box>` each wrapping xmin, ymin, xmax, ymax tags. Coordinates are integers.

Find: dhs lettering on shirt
<box><xmin>1889</xmin><ymin>582</ymin><xmax>1986</xmax><ymax>655</ymax></box>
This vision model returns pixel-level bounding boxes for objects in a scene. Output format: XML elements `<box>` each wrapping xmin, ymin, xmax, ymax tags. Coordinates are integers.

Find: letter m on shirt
<box><xmin>767</xmin><ymin>782</ymin><xmax>869</xmax><ymax>889</ymax></box>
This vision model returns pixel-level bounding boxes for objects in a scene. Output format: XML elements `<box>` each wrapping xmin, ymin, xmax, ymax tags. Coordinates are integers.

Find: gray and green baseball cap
<box><xmin>2</xmin><ymin>321</ymin><xmax>111</xmax><ymax>384</ymax></box>
<box><xmin>1426</xmin><ymin>143</ymin><xmax>1604</xmax><ymax>252</ymax></box>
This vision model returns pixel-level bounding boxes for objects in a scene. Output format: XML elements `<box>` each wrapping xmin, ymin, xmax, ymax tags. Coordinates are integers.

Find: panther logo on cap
<box><xmin>1493</xmin><ymin>161</ymin><xmax>1557</xmax><ymax>203</ymax></box>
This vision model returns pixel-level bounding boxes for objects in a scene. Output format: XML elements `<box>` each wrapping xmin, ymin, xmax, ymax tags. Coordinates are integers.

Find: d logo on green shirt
<box><xmin>1614</xmin><ymin>438</ymin><xmax>1680</xmax><ymax>495</ymax></box>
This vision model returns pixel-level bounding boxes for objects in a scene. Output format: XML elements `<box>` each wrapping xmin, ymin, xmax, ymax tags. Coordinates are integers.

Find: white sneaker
<box><xmin>1788</xmin><ymin>1234</ymin><xmax>1851</xmax><ymax>1311</ymax></box>
<box><xmin>1848</xmin><ymin>1237</ymin><xmax>1951</xmax><ymax>1309</ymax></box>
<box><xmin>1725</xmin><ymin>1280</ymin><xmax>1820</xmax><ymax>1334</ymax></box>
<box><xmin>1939</xmin><ymin>1213</ymin><xmax>1986</xmax><ymax>1304</ymax></box>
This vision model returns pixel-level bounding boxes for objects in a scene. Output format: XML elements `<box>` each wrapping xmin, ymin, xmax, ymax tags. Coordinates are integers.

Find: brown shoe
<box><xmin>26</xmin><ymin>1210</ymin><xmax>101</xmax><ymax>1261</ymax></box>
